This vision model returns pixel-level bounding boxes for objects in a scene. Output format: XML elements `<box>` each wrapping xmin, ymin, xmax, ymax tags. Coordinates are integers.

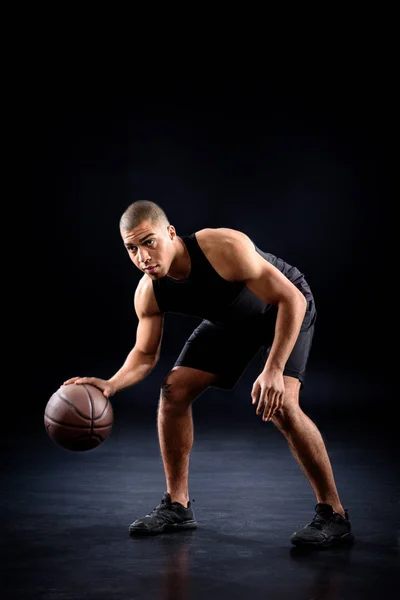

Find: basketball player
<box><xmin>64</xmin><ymin>201</ymin><xmax>354</xmax><ymax>548</ymax></box>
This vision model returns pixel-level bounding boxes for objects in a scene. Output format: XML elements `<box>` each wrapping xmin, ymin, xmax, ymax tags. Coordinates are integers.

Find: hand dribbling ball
<box><xmin>44</xmin><ymin>384</ymin><xmax>113</xmax><ymax>451</ymax></box>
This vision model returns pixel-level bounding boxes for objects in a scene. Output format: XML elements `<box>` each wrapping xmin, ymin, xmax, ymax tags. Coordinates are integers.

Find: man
<box><xmin>64</xmin><ymin>200</ymin><xmax>354</xmax><ymax>548</ymax></box>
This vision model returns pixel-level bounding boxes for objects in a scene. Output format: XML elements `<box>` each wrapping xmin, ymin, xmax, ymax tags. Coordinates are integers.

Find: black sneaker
<box><xmin>290</xmin><ymin>503</ymin><xmax>355</xmax><ymax>548</ymax></box>
<box><xmin>129</xmin><ymin>492</ymin><xmax>197</xmax><ymax>535</ymax></box>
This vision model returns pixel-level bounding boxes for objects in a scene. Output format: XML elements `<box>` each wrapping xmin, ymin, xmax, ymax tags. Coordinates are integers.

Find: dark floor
<box><xmin>2</xmin><ymin>408</ymin><xmax>399</xmax><ymax>600</ymax></box>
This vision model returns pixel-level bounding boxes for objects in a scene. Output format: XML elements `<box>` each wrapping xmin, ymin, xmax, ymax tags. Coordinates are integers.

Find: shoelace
<box><xmin>147</xmin><ymin>497</ymin><xmax>195</xmax><ymax>516</ymax></box>
<box><xmin>144</xmin><ymin>499</ymin><xmax>166</xmax><ymax>517</ymax></box>
<box><xmin>309</xmin><ymin>512</ymin><xmax>333</xmax><ymax>530</ymax></box>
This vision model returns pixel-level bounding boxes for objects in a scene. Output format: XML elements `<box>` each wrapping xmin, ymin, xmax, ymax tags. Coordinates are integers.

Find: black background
<box><xmin>4</xmin><ymin>37</ymin><xmax>399</xmax><ymax>600</ymax></box>
<box><xmin>19</xmin><ymin>62</ymin><xmax>395</xmax><ymax>432</ymax></box>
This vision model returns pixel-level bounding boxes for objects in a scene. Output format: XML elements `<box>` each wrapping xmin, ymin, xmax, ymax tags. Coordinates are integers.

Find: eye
<box><xmin>146</xmin><ymin>240</ymin><xmax>155</xmax><ymax>246</ymax></box>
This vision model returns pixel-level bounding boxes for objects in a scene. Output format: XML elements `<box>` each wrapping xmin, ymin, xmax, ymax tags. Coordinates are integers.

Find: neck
<box><xmin>167</xmin><ymin>237</ymin><xmax>191</xmax><ymax>280</ymax></box>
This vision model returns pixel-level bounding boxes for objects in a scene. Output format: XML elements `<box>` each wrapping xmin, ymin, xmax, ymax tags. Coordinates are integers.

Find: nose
<box><xmin>138</xmin><ymin>248</ymin><xmax>150</xmax><ymax>265</ymax></box>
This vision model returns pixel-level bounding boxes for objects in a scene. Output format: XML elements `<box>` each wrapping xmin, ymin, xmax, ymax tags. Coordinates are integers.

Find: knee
<box><xmin>271</xmin><ymin>403</ymin><xmax>301</xmax><ymax>432</ymax></box>
<box><xmin>158</xmin><ymin>371</ymin><xmax>196</xmax><ymax>412</ymax></box>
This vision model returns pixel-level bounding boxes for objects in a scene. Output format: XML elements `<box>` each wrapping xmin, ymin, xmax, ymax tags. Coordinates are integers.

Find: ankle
<box><xmin>168</xmin><ymin>493</ymin><xmax>189</xmax><ymax>508</ymax></box>
<box><xmin>318</xmin><ymin>499</ymin><xmax>345</xmax><ymax>518</ymax></box>
<box><xmin>330</xmin><ymin>504</ymin><xmax>346</xmax><ymax>518</ymax></box>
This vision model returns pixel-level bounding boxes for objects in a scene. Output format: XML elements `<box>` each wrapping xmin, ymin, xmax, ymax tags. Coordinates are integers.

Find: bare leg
<box><xmin>157</xmin><ymin>367</ymin><xmax>216</xmax><ymax>507</ymax></box>
<box><xmin>157</xmin><ymin>397</ymin><xmax>193</xmax><ymax>507</ymax></box>
<box><xmin>272</xmin><ymin>377</ymin><xmax>345</xmax><ymax>517</ymax></box>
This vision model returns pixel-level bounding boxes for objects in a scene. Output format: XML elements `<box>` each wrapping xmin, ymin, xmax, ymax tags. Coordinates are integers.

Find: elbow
<box><xmin>279</xmin><ymin>289</ymin><xmax>307</xmax><ymax>315</ymax></box>
<box><xmin>299</xmin><ymin>290</ymin><xmax>308</xmax><ymax>312</ymax></box>
<box><xmin>134</xmin><ymin>347</ymin><xmax>160</xmax><ymax>365</ymax></box>
<box><xmin>295</xmin><ymin>290</ymin><xmax>308</xmax><ymax>318</ymax></box>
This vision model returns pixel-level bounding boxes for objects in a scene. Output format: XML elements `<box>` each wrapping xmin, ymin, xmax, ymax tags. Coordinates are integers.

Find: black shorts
<box><xmin>174</xmin><ymin>299</ymin><xmax>317</xmax><ymax>390</ymax></box>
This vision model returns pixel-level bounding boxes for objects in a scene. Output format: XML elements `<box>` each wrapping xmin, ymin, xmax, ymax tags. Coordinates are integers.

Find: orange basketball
<box><xmin>44</xmin><ymin>384</ymin><xmax>113</xmax><ymax>451</ymax></box>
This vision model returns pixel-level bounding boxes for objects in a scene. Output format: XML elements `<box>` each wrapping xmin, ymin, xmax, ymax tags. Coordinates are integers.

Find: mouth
<box><xmin>144</xmin><ymin>265</ymin><xmax>158</xmax><ymax>273</ymax></box>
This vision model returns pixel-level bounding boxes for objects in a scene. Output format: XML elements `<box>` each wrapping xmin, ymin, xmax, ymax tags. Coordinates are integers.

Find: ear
<box><xmin>167</xmin><ymin>225</ymin><xmax>176</xmax><ymax>240</ymax></box>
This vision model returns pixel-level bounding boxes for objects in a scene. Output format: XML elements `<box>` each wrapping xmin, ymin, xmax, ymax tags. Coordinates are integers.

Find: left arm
<box><xmin>244</xmin><ymin>253</ymin><xmax>307</xmax><ymax>374</ymax></box>
<box><xmin>196</xmin><ymin>227</ymin><xmax>307</xmax><ymax>420</ymax></box>
<box><xmin>197</xmin><ymin>227</ymin><xmax>307</xmax><ymax>370</ymax></box>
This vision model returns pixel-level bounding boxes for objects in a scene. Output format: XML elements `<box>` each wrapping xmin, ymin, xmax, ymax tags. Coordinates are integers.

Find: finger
<box><xmin>264</xmin><ymin>403</ymin><xmax>275</xmax><ymax>421</ymax></box>
<box><xmin>263</xmin><ymin>391</ymin><xmax>278</xmax><ymax>421</ymax></box>
<box><xmin>251</xmin><ymin>383</ymin><xmax>260</xmax><ymax>404</ymax></box>
<box><xmin>269</xmin><ymin>391</ymin><xmax>283</xmax><ymax>420</ymax></box>
<box><xmin>276</xmin><ymin>394</ymin><xmax>284</xmax><ymax>413</ymax></box>
<box><xmin>262</xmin><ymin>398</ymin><xmax>272</xmax><ymax>421</ymax></box>
<box><xmin>256</xmin><ymin>388</ymin><xmax>267</xmax><ymax>415</ymax></box>
<box><xmin>63</xmin><ymin>377</ymin><xmax>81</xmax><ymax>385</ymax></box>
<box><xmin>74</xmin><ymin>377</ymin><xmax>93</xmax><ymax>385</ymax></box>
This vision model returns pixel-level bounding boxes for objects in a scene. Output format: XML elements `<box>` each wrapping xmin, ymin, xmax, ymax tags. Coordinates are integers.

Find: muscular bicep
<box><xmin>198</xmin><ymin>229</ymin><xmax>306</xmax><ymax>306</ymax></box>
<box><xmin>133</xmin><ymin>274</ymin><xmax>164</xmax><ymax>359</ymax></box>
<box><xmin>244</xmin><ymin>256</ymin><xmax>304</xmax><ymax>306</ymax></box>
<box><xmin>135</xmin><ymin>313</ymin><xmax>164</xmax><ymax>359</ymax></box>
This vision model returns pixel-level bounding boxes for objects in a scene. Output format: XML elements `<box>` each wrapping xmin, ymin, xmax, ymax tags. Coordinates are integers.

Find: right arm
<box><xmin>64</xmin><ymin>276</ymin><xmax>164</xmax><ymax>397</ymax></box>
<box><xmin>108</xmin><ymin>278</ymin><xmax>164</xmax><ymax>392</ymax></box>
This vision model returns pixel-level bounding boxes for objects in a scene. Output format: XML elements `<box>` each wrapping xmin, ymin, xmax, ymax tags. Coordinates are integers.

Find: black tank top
<box><xmin>152</xmin><ymin>232</ymin><xmax>313</xmax><ymax>329</ymax></box>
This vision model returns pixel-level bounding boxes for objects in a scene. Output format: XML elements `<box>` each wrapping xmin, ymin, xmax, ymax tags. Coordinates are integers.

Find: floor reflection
<box><xmin>129</xmin><ymin>530</ymin><xmax>195</xmax><ymax>600</ymax></box>
<box><xmin>289</xmin><ymin>540</ymin><xmax>355</xmax><ymax>600</ymax></box>
<box><xmin>128</xmin><ymin>530</ymin><xmax>358</xmax><ymax>600</ymax></box>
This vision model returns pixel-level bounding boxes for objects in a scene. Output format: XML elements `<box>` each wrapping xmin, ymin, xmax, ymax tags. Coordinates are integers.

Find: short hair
<box><xmin>119</xmin><ymin>200</ymin><xmax>170</xmax><ymax>232</ymax></box>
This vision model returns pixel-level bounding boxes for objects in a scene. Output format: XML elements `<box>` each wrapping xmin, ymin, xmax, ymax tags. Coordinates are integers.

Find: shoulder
<box><xmin>134</xmin><ymin>274</ymin><xmax>162</xmax><ymax>317</ymax></box>
<box><xmin>195</xmin><ymin>227</ymin><xmax>253</xmax><ymax>251</ymax></box>
<box><xmin>194</xmin><ymin>228</ymin><xmax>261</xmax><ymax>282</ymax></box>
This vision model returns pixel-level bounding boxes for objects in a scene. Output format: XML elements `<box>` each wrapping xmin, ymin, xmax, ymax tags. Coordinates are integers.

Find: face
<box><xmin>122</xmin><ymin>219</ymin><xmax>177</xmax><ymax>278</ymax></box>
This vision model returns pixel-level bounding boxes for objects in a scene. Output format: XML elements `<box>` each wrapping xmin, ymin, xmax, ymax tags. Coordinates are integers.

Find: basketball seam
<box><xmin>57</xmin><ymin>387</ymin><xmax>111</xmax><ymax>423</ymax></box>
<box><xmin>81</xmin><ymin>384</ymin><xmax>111</xmax><ymax>422</ymax></box>
<box><xmin>94</xmin><ymin>397</ymin><xmax>110</xmax><ymax>421</ymax></box>
<box><xmin>83</xmin><ymin>384</ymin><xmax>94</xmax><ymax>439</ymax></box>
<box><xmin>44</xmin><ymin>414</ymin><xmax>113</xmax><ymax>429</ymax></box>
<box><xmin>56</xmin><ymin>391</ymin><xmax>92</xmax><ymax>421</ymax></box>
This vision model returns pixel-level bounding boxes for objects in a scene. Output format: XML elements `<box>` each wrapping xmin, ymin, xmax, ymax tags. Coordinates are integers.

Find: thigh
<box><xmin>174</xmin><ymin>320</ymin><xmax>262</xmax><ymax>391</ymax></box>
